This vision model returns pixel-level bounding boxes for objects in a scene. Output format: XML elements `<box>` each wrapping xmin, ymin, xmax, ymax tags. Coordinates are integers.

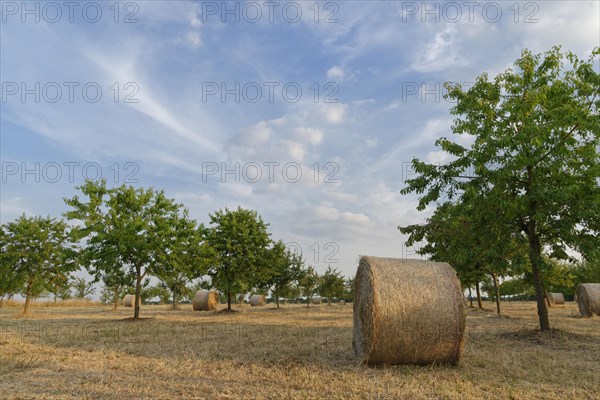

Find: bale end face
<box><xmin>249</xmin><ymin>295</ymin><xmax>266</xmax><ymax>307</ymax></box>
<box><xmin>193</xmin><ymin>290</ymin><xmax>218</xmax><ymax>311</ymax></box>
<box><xmin>122</xmin><ymin>294</ymin><xmax>140</xmax><ymax>307</ymax></box>
<box><xmin>576</xmin><ymin>283</ymin><xmax>600</xmax><ymax>317</ymax></box>
<box><xmin>353</xmin><ymin>256</ymin><xmax>466</xmax><ymax>366</ymax></box>
<box><xmin>548</xmin><ymin>292</ymin><xmax>565</xmax><ymax>306</ymax></box>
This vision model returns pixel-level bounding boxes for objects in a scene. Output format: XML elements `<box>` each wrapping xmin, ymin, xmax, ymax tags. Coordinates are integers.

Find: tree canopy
<box><xmin>0</xmin><ymin>215</ymin><xmax>77</xmax><ymax>313</ymax></box>
<box><xmin>64</xmin><ymin>179</ymin><xmax>194</xmax><ymax>319</ymax></box>
<box><xmin>401</xmin><ymin>47</ymin><xmax>599</xmax><ymax>330</ymax></box>
<box><xmin>203</xmin><ymin>207</ymin><xmax>271</xmax><ymax>311</ymax></box>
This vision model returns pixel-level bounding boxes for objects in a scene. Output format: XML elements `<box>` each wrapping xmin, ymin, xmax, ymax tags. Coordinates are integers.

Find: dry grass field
<box><xmin>0</xmin><ymin>301</ymin><xmax>599</xmax><ymax>399</ymax></box>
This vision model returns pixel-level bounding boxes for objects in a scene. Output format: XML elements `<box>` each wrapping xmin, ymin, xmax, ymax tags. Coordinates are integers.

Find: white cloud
<box><xmin>341</xmin><ymin>211</ymin><xmax>370</xmax><ymax>224</ymax></box>
<box><xmin>185</xmin><ymin>31</ymin><xmax>203</xmax><ymax>49</ymax></box>
<box><xmin>412</xmin><ymin>26</ymin><xmax>467</xmax><ymax>73</ymax></box>
<box><xmin>242</xmin><ymin>121</ymin><xmax>272</xmax><ymax>146</ymax></box>
<box><xmin>317</xmin><ymin>103</ymin><xmax>348</xmax><ymax>124</ymax></box>
<box><xmin>285</xmin><ymin>141</ymin><xmax>306</xmax><ymax>161</ymax></box>
<box><xmin>294</xmin><ymin>127</ymin><xmax>324</xmax><ymax>145</ymax></box>
<box><xmin>327</xmin><ymin>65</ymin><xmax>346</xmax><ymax>80</ymax></box>
<box><xmin>0</xmin><ymin>198</ymin><xmax>32</xmax><ymax>221</ymax></box>
<box><xmin>187</xmin><ymin>4</ymin><xmax>202</xmax><ymax>28</ymax></box>
<box><xmin>426</xmin><ymin>150</ymin><xmax>452</xmax><ymax>165</ymax></box>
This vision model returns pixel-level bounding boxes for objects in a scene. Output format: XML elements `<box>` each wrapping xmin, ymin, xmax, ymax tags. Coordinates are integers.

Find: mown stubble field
<box><xmin>0</xmin><ymin>301</ymin><xmax>599</xmax><ymax>399</ymax></box>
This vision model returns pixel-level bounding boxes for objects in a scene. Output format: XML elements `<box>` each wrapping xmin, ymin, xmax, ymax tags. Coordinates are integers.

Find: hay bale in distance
<box><xmin>311</xmin><ymin>296</ymin><xmax>322</xmax><ymax>304</ymax></box>
<box><xmin>576</xmin><ymin>283</ymin><xmax>600</xmax><ymax>317</ymax></box>
<box><xmin>547</xmin><ymin>292</ymin><xmax>565</xmax><ymax>306</ymax></box>
<box><xmin>122</xmin><ymin>294</ymin><xmax>140</xmax><ymax>308</ymax></box>
<box><xmin>353</xmin><ymin>256</ymin><xmax>466</xmax><ymax>366</ymax></box>
<box><xmin>249</xmin><ymin>294</ymin><xmax>266</xmax><ymax>307</ymax></box>
<box><xmin>193</xmin><ymin>290</ymin><xmax>218</xmax><ymax>311</ymax></box>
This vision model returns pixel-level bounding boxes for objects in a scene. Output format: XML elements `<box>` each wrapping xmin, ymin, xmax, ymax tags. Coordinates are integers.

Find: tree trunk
<box><xmin>475</xmin><ymin>282</ymin><xmax>483</xmax><ymax>309</ymax></box>
<box><xmin>227</xmin><ymin>281</ymin><xmax>231</xmax><ymax>311</ymax></box>
<box><xmin>275</xmin><ymin>287</ymin><xmax>280</xmax><ymax>309</ymax></box>
<box><xmin>528</xmin><ymin>229</ymin><xmax>550</xmax><ymax>331</ymax></box>
<box><xmin>491</xmin><ymin>272</ymin><xmax>501</xmax><ymax>315</ymax></box>
<box><xmin>134</xmin><ymin>267</ymin><xmax>142</xmax><ymax>320</ymax></box>
<box><xmin>542</xmin><ymin>283</ymin><xmax>552</xmax><ymax>308</ymax></box>
<box><xmin>23</xmin><ymin>278</ymin><xmax>33</xmax><ymax>314</ymax></box>
<box><xmin>172</xmin><ymin>288</ymin><xmax>177</xmax><ymax>309</ymax></box>
<box><xmin>468</xmin><ymin>287</ymin><xmax>473</xmax><ymax>307</ymax></box>
<box><xmin>113</xmin><ymin>288</ymin><xmax>118</xmax><ymax>311</ymax></box>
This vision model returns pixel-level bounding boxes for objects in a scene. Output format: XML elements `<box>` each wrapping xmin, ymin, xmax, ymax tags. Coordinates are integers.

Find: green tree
<box><xmin>64</xmin><ymin>180</ymin><xmax>192</xmax><ymax>320</ymax></box>
<box><xmin>343</xmin><ymin>277</ymin><xmax>355</xmax><ymax>302</ymax></box>
<box><xmin>262</xmin><ymin>240</ymin><xmax>303</xmax><ymax>308</ymax></box>
<box><xmin>46</xmin><ymin>268</ymin><xmax>72</xmax><ymax>303</ymax></box>
<box><xmin>401</xmin><ymin>47</ymin><xmax>599</xmax><ymax>330</ymax></box>
<box><xmin>100</xmin><ymin>267</ymin><xmax>135</xmax><ymax>310</ymax></box>
<box><xmin>279</xmin><ymin>281</ymin><xmax>301</xmax><ymax>303</ymax></box>
<box><xmin>318</xmin><ymin>266</ymin><xmax>346</xmax><ymax>305</ymax></box>
<box><xmin>401</xmin><ymin>200</ymin><xmax>528</xmax><ymax>315</ymax></box>
<box><xmin>142</xmin><ymin>284</ymin><xmax>171</xmax><ymax>304</ymax></box>
<box><xmin>154</xmin><ymin>216</ymin><xmax>204</xmax><ymax>309</ymax></box>
<box><xmin>72</xmin><ymin>276</ymin><xmax>96</xmax><ymax>299</ymax></box>
<box><xmin>0</xmin><ymin>225</ymin><xmax>26</xmax><ymax>306</ymax></box>
<box><xmin>298</xmin><ymin>265</ymin><xmax>320</xmax><ymax>307</ymax></box>
<box><xmin>540</xmin><ymin>257</ymin><xmax>576</xmax><ymax>301</ymax></box>
<box><xmin>499</xmin><ymin>276</ymin><xmax>535</xmax><ymax>300</ymax></box>
<box><xmin>204</xmin><ymin>207</ymin><xmax>271</xmax><ymax>311</ymax></box>
<box><xmin>572</xmin><ymin>258</ymin><xmax>600</xmax><ymax>286</ymax></box>
<box><xmin>0</xmin><ymin>215</ymin><xmax>77</xmax><ymax>314</ymax></box>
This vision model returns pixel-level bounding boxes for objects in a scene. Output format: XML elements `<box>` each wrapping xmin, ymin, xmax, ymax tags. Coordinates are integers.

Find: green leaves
<box><xmin>1</xmin><ymin>215</ymin><xmax>76</xmax><ymax>313</ymax></box>
<box><xmin>400</xmin><ymin>47</ymin><xmax>599</xmax><ymax>330</ymax></box>
<box><xmin>256</xmin><ymin>240</ymin><xmax>304</xmax><ymax>308</ymax></box>
<box><xmin>318</xmin><ymin>266</ymin><xmax>345</xmax><ymax>304</ymax></box>
<box><xmin>298</xmin><ymin>265</ymin><xmax>320</xmax><ymax>304</ymax></box>
<box><xmin>64</xmin><ymin>180</ymin><xmax>194</xmax><ymax>318</ymax></box>
<box><xmin>203</xmin><ymin>207</ymin><xmax>272</xmax><ymax>309</ymax></box>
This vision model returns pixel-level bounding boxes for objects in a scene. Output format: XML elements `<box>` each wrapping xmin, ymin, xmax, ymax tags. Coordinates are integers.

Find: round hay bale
<box><xmin>311</xmin><ymin>296</ymin><xmax>322</xmax><ymax>304</ymax></box>
<box><xmin>353</xmin><ymin>256</ymin><xmax>466</xmax><ymax>366</ymax></box>
<box><xmin>576</xmin><ymin>283</ymin><xmax>600</xmax><ymax>317</ymax></box>
<box><xmin>249</xmin><ymin>294</ymin><xmax>266</xmax><ymax>307</ymax></box>
<box><xmin>122</xmin><ymin>294</ymin><xmax>140</xmax><ymax>307</ymax></box>
<box><xmin>547</xmin><ymin>292</ymin><xmax>565</xmax><ymax>305</ymax></box>
<box><xmin>192</xmin><ymin>290</ymin><xmax>218</xmax><ymax>311</ymax></box>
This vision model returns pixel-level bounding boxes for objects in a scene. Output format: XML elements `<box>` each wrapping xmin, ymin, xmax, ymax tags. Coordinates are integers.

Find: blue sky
<box><xmin>1</xmin><ymin>1</ymin><xmax>599</xmax><ymax>280</ymax></box>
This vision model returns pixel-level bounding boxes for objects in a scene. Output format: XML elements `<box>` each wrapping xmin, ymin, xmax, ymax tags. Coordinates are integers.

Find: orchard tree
<box><xmin>318</xmin><ymin>266</ymin><xmax>346</xmax><ymax>305</ymax></box>
<box><xmin>142</xmin><ymin>284</ymin><xmax>171</xmax><ymax>305</ymax></box>
<box><xmin>0</xmin><ymin>215</ymin><xmax>77</xmax><ymax>314</ymax></box>
<box><xmin>154</xmin><ymin>217</ymin><xmax>204</xmax><ymax>309</ymax></box>
<box><xmin>572</xmin><ymin>258</ymin><xmax>600</xmax><ymax>287</ymax></box>
<box><xmin>64</xmin><ymin>180</ymin><xmax>193</xmax><ymax>320</ymax></box>
<box><xmin>400</xmin><ymin>200</ymin><xmax>528</xmax><ymax>315</ymax></box>
<box><xmin>0</xmin><ymin>225</ymin><xmax>25</xmax><ymax>306</ymax></box>
<box><xmin>46</xmin><ymin>268</ymin><xmax>72</xmax><ymax>303</ymax></box>
<box><xmin>401</xmin><ymin>47</ymin><xmax>599</xmax><ymax>330</ymax></box>
<box><xmin>100</xmin><ymin>267</ymin><xmax>135</xmax><ymax>310</ymax></box>
<box><xmin>72</xmin><ymin>276</ymin><xmax>96</xmax><ymax>299</ymax></box>
<box><xmin>343</xmin><ymin>277</ymin><xmax>355</xmax><ymax>302</ymax></box>
<box><xmin>298</xmin><ymin>265</ymin><xmax>320</xmax><ymax>307</ymax></box>
<box><xmin>262</xmin><ymin>240</ymin><xmax>303</xmax><ymax>308</ymax></box>
<box><xmin>204</xmin><ymin>207</ymin><xmax>271</xmax><ymax>311</ymax></box>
